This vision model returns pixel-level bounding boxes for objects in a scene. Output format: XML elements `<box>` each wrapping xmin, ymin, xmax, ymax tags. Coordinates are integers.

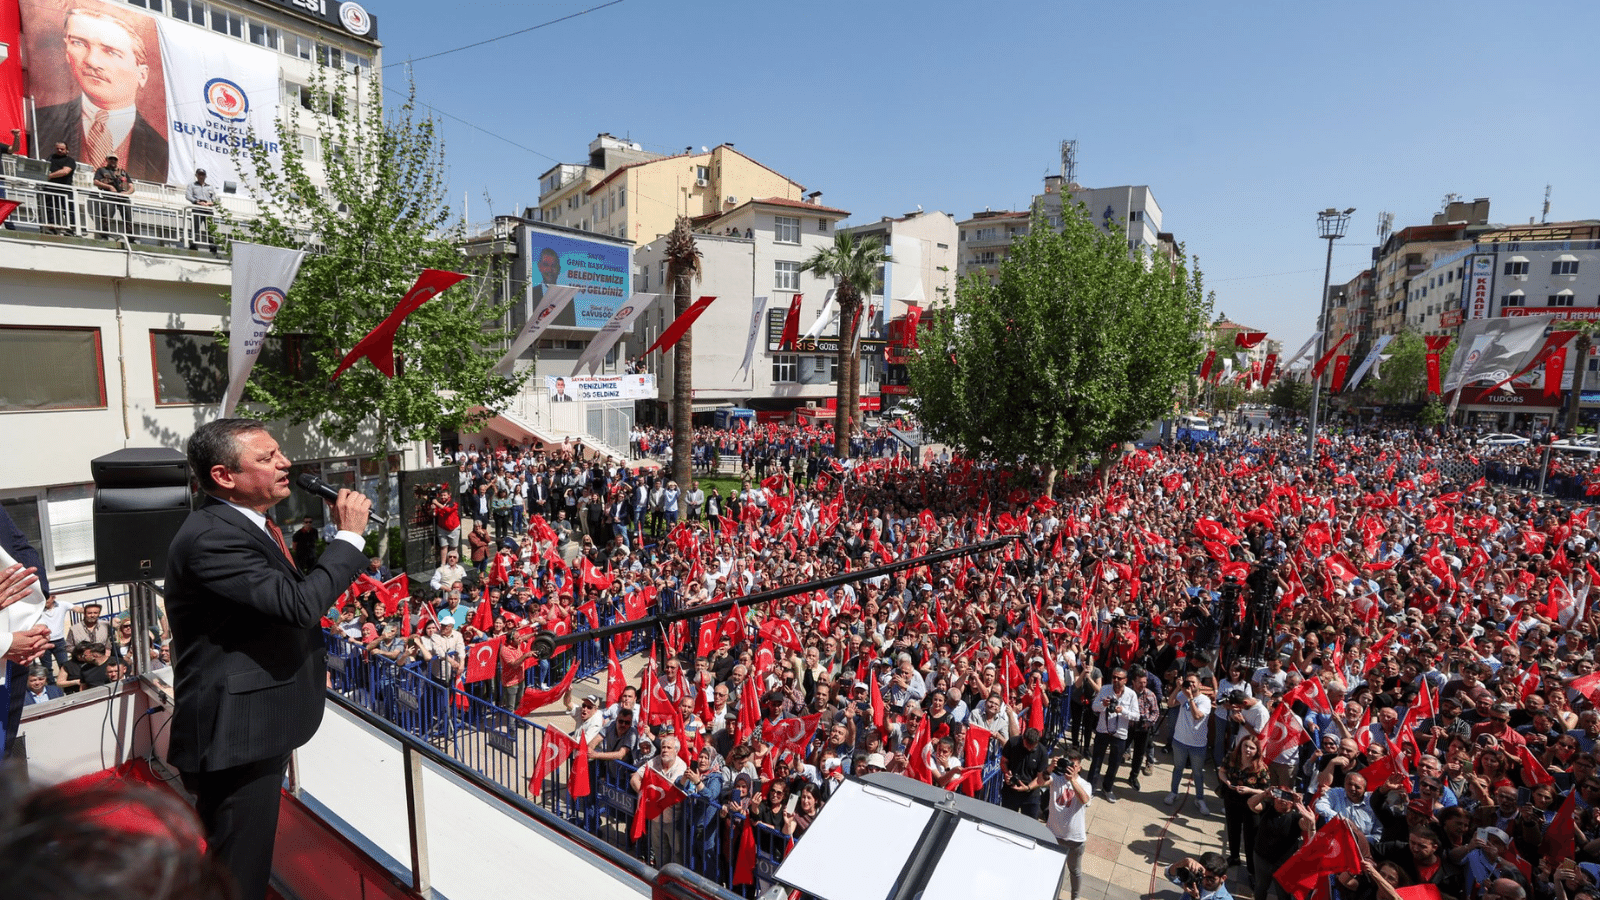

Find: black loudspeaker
<box><xmin>92</xmin><ymin>448</ymin><xmax>191</xmax><ymax>583</ymax></box>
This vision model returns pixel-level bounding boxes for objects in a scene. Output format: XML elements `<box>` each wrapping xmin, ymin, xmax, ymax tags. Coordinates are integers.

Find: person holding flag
<box><xmin>630</xmin><ymin>733</ymin><xmax>688</xmax><ymax>866</ymax></box>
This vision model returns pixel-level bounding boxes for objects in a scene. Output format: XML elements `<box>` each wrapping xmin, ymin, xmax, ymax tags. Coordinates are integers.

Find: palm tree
<box><xmin>1563</xmin><ymin>321</ymin><xmax>1600</xmax><ymax>437</ymax></box>
<box><xmin>801</xmin><ymin>232</ymin><xmax>886</xmax><ymax>456</ymax></box>
<box><xmin>664</xmin><ymin>216</ymin><xmax>701</xmax><ymax>491</ymax></box>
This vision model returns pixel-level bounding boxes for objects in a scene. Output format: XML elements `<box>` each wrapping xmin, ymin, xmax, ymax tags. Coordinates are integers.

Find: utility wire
<box><xmin>383</xmin><ymin>0</ymin><xmax>628</xmax><ymax>68</ymax></box>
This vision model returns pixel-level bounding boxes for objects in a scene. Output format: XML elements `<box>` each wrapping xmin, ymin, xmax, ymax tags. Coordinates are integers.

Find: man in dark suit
<box><xmin>34</xmin><ymin>7</ymin><xmax>169</xmax><ymax>184</ymax></box>
<box><xmin>165</xmin><ymin>418</ymin><xmax>370</xmax><ymax>900</ymax></box>
<box><xmin>21</xmin><ymin>666</ymin><xmax>65</xmax><ymax>705</ymax></box>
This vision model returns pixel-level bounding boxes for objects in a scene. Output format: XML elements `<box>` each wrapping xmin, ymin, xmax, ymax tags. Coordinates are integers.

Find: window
<box><xmin>1553</xmin><ymin>259</ymin><xmax>1581</xmax><ymax>275</ymax></box>
<box><xmin>128</xmin><ymin>0</ymin><xmax>165</xmax><ymax>11</ymax></box>
<box><xmin>619</xmin><ymin>188</ymin><xmax>626</xmax><ymax>209</ymax></box>
<box><xmin>1129</xmin><ymin>210</ymin><xmax>1144</xmax><ymax>222</ymax></box>
<box><xmin>45</xmin><ymin>484</ymin><xmax>95</xmax><ymax>568</ymax></box>
<box><xmin>1549</xmin><ymin>294</ymin><xmax>1575</xmax><ymax>307</ymax></box>
<box><xmin>818</xmin><ymin>218</ymin><xmax>829</xmax><ymax>232</ymax></box>
<box><xmin>299</xmin><ymin>133</ymin><xmax>319</xmax><ymax>162</ymax></box>
<box><xmin>0</xmin><ymin>326</ymin><xmax>105</xmax><ymax>411</ymax></box>
<box><xmin>211</xmin><ymin>8</ymin><xmax>242</xmax><ymax>37</ymax></box>
<box><xmin>286</xmin><ymin>32</ymin><xmax>314</xmax><ymax>60</ymax></box>
<box><xmin>774</xmin><ymin>215</ymin><xmax>800</xmax><ymax>244</ymax></box>
<box><xmin>772</xmin><ymin>355</ymin><xmax>797</xmax><ymax>383</ymax></box>
<box><xmin>973</xmin><ymin>227</ymin><xmax>997</xmax><ymax>241</ymax></box>
<box><xmin>1504</xmin><ymin>260</ymin><xmax>1529</xmax><ymax>276</ymax></box>
<box><xmin>695</xmin><ymin>166</ymin><xmax>711</xmax><ymax>182</ymax></box>
<box><xmin>822</xmin><ymin>356</ymin><xmax>838</xmax><ymax>383</ymax></box>
<box><xmin>972</xmin><ymin>251</ymin><xmax>997</xmax><ymax>266</ymax></box>
<box><xmin>248</xmin><ymin>22</ymin><xmax>279</xmax><ymax>49</ymax></box>
<box><xmin>347</xmin><ymin>52</ymin><xmax>370</xmax><ymax>72</ymax></box>
<box><xmin>152</xmin><ymin>331</ymin><xmax>226</xmax><ymax>405</ymax></box>
<box><xmin>0</xmin><ymin>498</ymin><xmax>42</xmax><ymax>563</ymax></box>
<box><xmin>1501</xmin><ymin>294</ymin><xmax>1524</xmax><ymax>308</ymax></box>
<box><xmin>775</xmin><ymin>261</ymin><xmax>800</xmax><ymax>291</ymax></box>
<box><xmin>317</xmin><ymin>44</ymin><xmax>342</xmax><ymax>69</ymax></box>
<box><xmin>171</xmin><ymin>0</ymin><xmax>205</xmax><ymax>25</ymax></box>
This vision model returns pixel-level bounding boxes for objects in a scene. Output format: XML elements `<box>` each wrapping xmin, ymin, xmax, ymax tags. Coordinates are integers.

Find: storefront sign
<box><xmin>1468</xmin><ymin>254</ymin><xmax>1494</xmax><ymax>320</ymax></box>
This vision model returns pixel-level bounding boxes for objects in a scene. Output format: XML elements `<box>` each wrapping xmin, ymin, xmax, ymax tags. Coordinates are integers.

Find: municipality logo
<box><xmin>251</xmin><ymin>287</ymin><xmax>285</xmax><ymax>327</ymax></box>
<box><xmin>203</xmin><ymin>78</ymin><xmax>249</xmax><ymax>123</ymax></box>
<box><xmin>339</xmin><ymin>1</ymin><xmax>372</xmax><ymax>35</ymax></box>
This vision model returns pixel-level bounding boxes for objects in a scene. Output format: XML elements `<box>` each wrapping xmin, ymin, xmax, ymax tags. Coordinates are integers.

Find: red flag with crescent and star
<box><xmin>462</xmin><ymin>634</ymin><xmax>504</xmax><ymax>684</ymax></box>
<box><xmin>630</xmin><ymin>765</ymin><xmax>687</xmax><ymax>840</ymax></box>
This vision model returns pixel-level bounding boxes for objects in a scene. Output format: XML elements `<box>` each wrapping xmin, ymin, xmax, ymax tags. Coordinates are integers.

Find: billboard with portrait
<box><xmin>521</xmin><ymin>225</ymin><xmax>632</xmax><ymax>330</ymax></box>
<box><xmin>20</xmin><ymin>0</ymin><xmax>280</xmax><ymax>188</ymax></box>
<box><xmin>544</xmin><ymin>374</ymin><xmax>656</xmax><ymax>402</ymax></box>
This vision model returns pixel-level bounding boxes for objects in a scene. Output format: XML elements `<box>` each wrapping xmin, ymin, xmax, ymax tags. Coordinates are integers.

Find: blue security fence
<box><xmin>324</xmin><ymin>628</ymin><xmax>1055</xmax><ymax>892</ymax></box>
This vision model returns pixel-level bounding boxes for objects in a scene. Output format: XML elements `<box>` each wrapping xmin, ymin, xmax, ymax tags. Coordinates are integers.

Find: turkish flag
<box><xmin>1325</xmin><ymin>552</ymin><xmax>1358</xmax><ymax>582</ymax></box>
<box><xmin>737</xmin><ymin>671</ymin><xmax>760</xmax><ymax>744</ymax></box>
<box><xmin>696</xmin><ymin>615</ymin><xmax>722</xmax><ymax>658</ymax></box>
<box><xmin>959</xmin><ymin>724</ymin><xmax>993</xmax><ymax>796</ymax></box>
<box><xmin>1282</xmin><ymin>677</ymin><xmax>1333</xmax><ymax>715</ymax></box>
<box><xmin>1261</xmin><ymin>352</ymin><xmax>1279</xmax><ymax>386</ymax></box>
<box><xmin>902</xmin><ymin>716</ymin><xmax>934</xmax><ymax>784</ymax></box>
<box><xmin>1312</xmin><ymin>333</ymin><xmax>1354</xmax><ymax>379</ymax></box>
<box><xmin>378</xmin><ymin>574</ymin><xmax>409</xmax><ymax>617</ymax></box>
<box><xmin>758</xmin><ymin>617</ymin><xmax>802</xmax><ymax>653</ymax></box>
<box><xmin>1543</xmin><ymin>786</ymin><xmax>1579</xmax><ymax>865</ymax></box>
<box><xmin>1261</xmin><ymin>701</ymin><xmax>1309</xmax><ymax>762</ymax></box>
<box><xmin>1571</xmin><ymin>672</ymin><xmax>1600</xmax><ymax>706</ymax></box>
<box><xmin>1546</xmin><ymin>346</ymin><xmax>1569</xmax><ymax>397</ymax></box>
<box><xmin>639</xmin><ymin>663</ymin><xmax>677</xmax><ymax>726</ymax></box>
<box><xmin>1235</xmin><ymin>331</ymin><xmax>1268</xmax><ymax>349</ymax></box>
<box><xmin>1275</xmin><ymin>817</ymin><xmax>1364</xmax><ymax>897</ymax></box>
<box><xmin>1517</xmin><ymin>743</ymin><xmax>1555</xmax><ymax>786</ymax></box>
<box><xmin>733</xmin><ymin>817</ymin><xmax>759</xmax><ymax>886</ymax></box>
<box><xmin>463</xmin><ymin>635</ymin><xmax>504</xmax><ymax>684</ymax></box>
<box><xmin>643</xmin><ymin>295</ymin><xmax>717</xmax><ymax>357</ymax></box>
<box><xmin>546</xmin><ymin>727</ymin><xmax>589</xmax><ymax>797</ymax></box>
<box><xmin>331</xmin><ymin>268</ymin><xmax>468</xmax><ymax>379</ymax></box>
<box><xmin>1425</xmin><ymin>352</ymin><xmax>1443</xmax><ymax>395</ymax></box>
<box><xmin>869</xmin><ymin>667</ymin><xmax>887</xmax><ymax>734</ymax></box>
<box><xmin>606</xmin><ymin>644</ymin><xmax>626</xmax><ymax>706</ymax></box>
<box><xmin>1199</xmin><ymin>349</ymin><xmax>1216</xmax><ymax>381</ymax></box>
<box><xmin>400</xmin><ymin>601</ymin><xmax>412</xmax><ymax>638</ymax></box>
<box><xmin>513</xmin><ymin>662</ymin><xmax>578</xmax><ymax>716</ymax></box>
<box><xmin>779</xmin><ymin>293</ymin><xmax>803</xmax><ymax>351</ymax></box>
<box><xmin>629</xmin><ymin>765</ymin><xmax>687</xmax><ymax>840</ymax></box>
<box><xmin>528</xmin><ymin>727</ymin><xmax>571</xmax><ymax>798</ymax></box>
<box><xmin>1330</xmin><ymin>354</ymin><xmax>1351</xmax><ymax>392</ymax></box>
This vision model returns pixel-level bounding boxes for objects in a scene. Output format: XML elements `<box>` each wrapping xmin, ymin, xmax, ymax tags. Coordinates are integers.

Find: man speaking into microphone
<box><xmin>166</xmin><ymin>419</ymin><xmax>371</xmax><ymax>900</ymax></box>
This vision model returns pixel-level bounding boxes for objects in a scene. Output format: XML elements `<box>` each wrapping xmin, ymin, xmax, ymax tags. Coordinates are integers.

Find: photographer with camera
<box><xmin>1165</xmin><ymin>851</ymin><xmax>1233</xmax><ymax>900</ymax></box>
<box><xmin>1247</xmin><ymin>787</ymin><xmax>1316</xmax><ymax>900</ymax></box>
<box><xmin>1046</xmin><ymin>750</ymin><xmax>1092</xmax><ymax>900</ymax></box>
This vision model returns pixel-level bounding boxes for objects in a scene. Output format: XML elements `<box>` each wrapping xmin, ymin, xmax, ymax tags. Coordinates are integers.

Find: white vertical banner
<box><xmin>1343</xmin><ymin>334</ymin><xmax>1394</xmax><ymax>392</ymax></box>
<box><xmin>572</xmin><ymin>293</ymin><xmax>658</xmax><ymax>377</ymax></box>
<box><xmin>221</xmin><ymin>242</ymin><xmax>306</xmax><ymax>417</ymax></box>
<box><xmin>738</xmin><ymin>295</ymin><xmax>768</xmax><ymax>377</ymax></box>
<box><xmin>801</xmin><ymin>288</ymin><xmax>838</xmax><ymax>341</ymax></box>
<box><xmin>495</xmin><ymin>284</ymin><xmax>578</xmax><ymax>375</ymax></box>
<box><xmin>1283</xmin><ymin>332</ymin><xmax>1321</xmax><ymax>368</ymax></box>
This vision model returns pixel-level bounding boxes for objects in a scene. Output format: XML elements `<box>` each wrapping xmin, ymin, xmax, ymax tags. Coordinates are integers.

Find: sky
<box><xmin>371</xmin><ymin>0</ymin><xmax>1600</xmax><ymax>352</ymax></box>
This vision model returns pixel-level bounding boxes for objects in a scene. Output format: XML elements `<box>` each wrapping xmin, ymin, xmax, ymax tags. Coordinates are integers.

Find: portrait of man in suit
<box><xmin>32</xmin><ymin>5</ymin><xmax>169</xmax><ymax>184</ymax></box>
<box><xmin>551</xmin><ymin>376</ymin><xmax>574</xmax><ymax>402</ymax></box>
<box><xmin>165</xmin><ymin>418</ymin><xmax>370</xmax><ymax>900</ymax></box>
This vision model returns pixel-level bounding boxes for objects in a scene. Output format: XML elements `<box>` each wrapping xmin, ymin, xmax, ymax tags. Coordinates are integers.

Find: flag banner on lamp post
<box><xmin>572</xmin><ymin>293</ymin><xmax>659</xmax><ymax>377</ymax></box>
<box><xmin>331</xmin><ymin>269</ymin><xmax>469</xmax><ymax>380</ymax></box>
<box><xmin>1199</xmin><ymin>349</ymin><xmax>1216</xmax><ymax>381</ymax></box>
<box><xmin>1546</xmin><ymin>345</ymin><xmax>1570</xmax><ymax>397</ymax></box>
<box><xmin>1284</xmin><ymin>332</ymin><xmax>1321</xmax><ymax>369</ymax></box>
<box><xmin>1331</xmin><ymin>355</ymin><xmax>1351</xmax><ymax>392</ymax></box>
<box><xmin>494</xmin><ymin>285</ymin><xmax>578</xmax><ymax>376</ymax></box>
<box><xmin>738</xmin><ymin>296</ymin><xmax>768</xmax><ymax>377</ymax></box>
<box><xmin>221</xmin><ymin>242</ymin><xmax>306</xmax><ymax>416</ymax></box>
<box><xmin>1234</xmin><ymin>331</ymin><xmax>1267</xmax><ymax>348</ymax></box>
<box><xmin>643</xmin><ymin>296</ymin><xmax>717</xmax><ymax>357</ymax></box>
<box><xmin>1311</xmin><ymin>333</ymin><xmax>1354</xmax><ymax>379</ymax></box>
<box><xmin>1344</xmin><ymin>334</ymin><xmax>1394</xmax><ymax>393</ymax></box>
<box><xmin>1261</xmin><ymin>352</ymin><xmax>1279</xmax><ymax>386</ymax></box>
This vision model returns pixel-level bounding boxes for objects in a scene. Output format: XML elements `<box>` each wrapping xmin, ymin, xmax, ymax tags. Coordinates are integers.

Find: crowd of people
<box><xmin>313</xmin><ymin>414</ymin><xmax>1600</xmax><ymax>900</ymax></box>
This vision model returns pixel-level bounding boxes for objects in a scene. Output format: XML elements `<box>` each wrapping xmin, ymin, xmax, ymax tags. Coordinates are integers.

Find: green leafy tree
<box><xmin>908</xmin><ymin>204</ymin><xmax>1209</xmax><ymax>493</ymax></box>
<box><xmin>665</xmin><ymin>216</ymin><xmax>702</xmax><ymax>490</ymax></box>
<box><xmin>228</xmin><ymin>73</ymin><xmax>522</xmax><ymax>555</ymax></box>
<box><xmin>801</xmin><ymin>232</ymin><xmax>886</xmax><ymax>455</ymax></box>
<box><xmin>1372</xmin><ymin>331</ymin><xmax>1455</xmax><ymax>405</ymax></box>
<box><xmin>1268</xmin><ymin>378</ymin><xmax>1312</xmax><ymax>413</ymax></box>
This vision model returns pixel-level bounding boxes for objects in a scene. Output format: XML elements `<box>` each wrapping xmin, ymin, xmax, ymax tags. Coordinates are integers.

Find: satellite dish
<box><xmin>701</xmin><ymin>146</ymin><xmax>709</xmax><ymax>153</ymax></box>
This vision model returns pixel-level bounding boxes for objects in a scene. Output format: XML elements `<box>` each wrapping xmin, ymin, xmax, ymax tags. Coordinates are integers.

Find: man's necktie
<box><xmin>84</xmin><ymin>109</ymin><xmax>111</xmax><ymax>169</ymax></box>
<box><xmin>264</xmin><ymin>518</ymin><xmax>296</xmax><ymax>566</ymax></box>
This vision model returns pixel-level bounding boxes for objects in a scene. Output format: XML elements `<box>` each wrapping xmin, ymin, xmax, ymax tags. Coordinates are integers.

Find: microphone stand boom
<box><xmin>526</xmin><ymin>535</ymin><xmax>1023</xmax><ymax>661</ymax></box>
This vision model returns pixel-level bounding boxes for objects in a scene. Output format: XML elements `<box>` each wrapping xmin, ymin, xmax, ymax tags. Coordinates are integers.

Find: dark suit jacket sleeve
<box><xmin>180</xmin><ymin>515</ymin><xmax>362</xmax><ymax>628</ymax></box>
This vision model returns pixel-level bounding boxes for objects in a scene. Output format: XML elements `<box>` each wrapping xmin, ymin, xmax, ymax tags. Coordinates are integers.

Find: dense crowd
<box><xmin>314</xmin><ymin>417</ymin><xmax>1600</xmax><ymax>900</ymax></box>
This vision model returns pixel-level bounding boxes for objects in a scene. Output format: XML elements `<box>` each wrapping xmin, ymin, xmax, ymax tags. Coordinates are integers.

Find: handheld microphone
<box><xmin>295</xmin><ymin>472</ymin><xmax>386</xmax><ymax>525</ymax></box>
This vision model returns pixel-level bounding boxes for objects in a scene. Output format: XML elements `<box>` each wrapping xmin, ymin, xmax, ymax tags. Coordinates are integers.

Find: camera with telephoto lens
<box><xmin>1172</xmin><ymin>868</ymin><xmax>1197</xmax><ymax>887</ymax></box>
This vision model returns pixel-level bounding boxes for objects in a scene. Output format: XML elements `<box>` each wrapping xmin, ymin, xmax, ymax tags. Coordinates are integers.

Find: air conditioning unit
<box><xmin>726</xmin><ymin>195</ymin><xmax>737</xmax><ymax>205</ymax></box>
<box><xmin>696</xmin><ymin>177</ymin><xmax>709</xmax><ymax>187</ymax></box>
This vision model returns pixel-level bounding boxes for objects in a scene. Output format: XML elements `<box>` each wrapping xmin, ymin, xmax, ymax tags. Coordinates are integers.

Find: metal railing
<box><xmin>1</xmin><ymin>171</ymin><xmax>240</xmax><ymax>248</ymax></box>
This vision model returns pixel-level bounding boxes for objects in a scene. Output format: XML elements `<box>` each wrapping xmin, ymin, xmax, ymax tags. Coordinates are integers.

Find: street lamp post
<box><xmin>1305</xmin><ymin>207</ymin><xmax>1355</xmax><ymax>456</ymax></box>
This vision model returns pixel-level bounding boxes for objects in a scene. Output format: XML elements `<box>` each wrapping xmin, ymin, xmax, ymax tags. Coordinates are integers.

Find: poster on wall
<box><xmin>20</xmin><ymin>0</ymin><xmax>280</xmax><ymax>189</ymax></box>
<box><xmin>522</xmin><ymin>226</ymin><xmax>632</xmax><ymax>329</ymax></box>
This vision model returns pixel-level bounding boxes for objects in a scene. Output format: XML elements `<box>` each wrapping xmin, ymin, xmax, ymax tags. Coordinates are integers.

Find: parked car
<box><xmin>1479</xmin><ymin>433</ymin><xmax>1530</xmax><ymax>446</ymax></box>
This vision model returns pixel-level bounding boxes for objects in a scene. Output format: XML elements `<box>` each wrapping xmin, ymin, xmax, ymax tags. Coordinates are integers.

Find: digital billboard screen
<box><xmin>522</xmin><ymin>226</ymin><xmax>632</xmax><ymax>330</ymax></box>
